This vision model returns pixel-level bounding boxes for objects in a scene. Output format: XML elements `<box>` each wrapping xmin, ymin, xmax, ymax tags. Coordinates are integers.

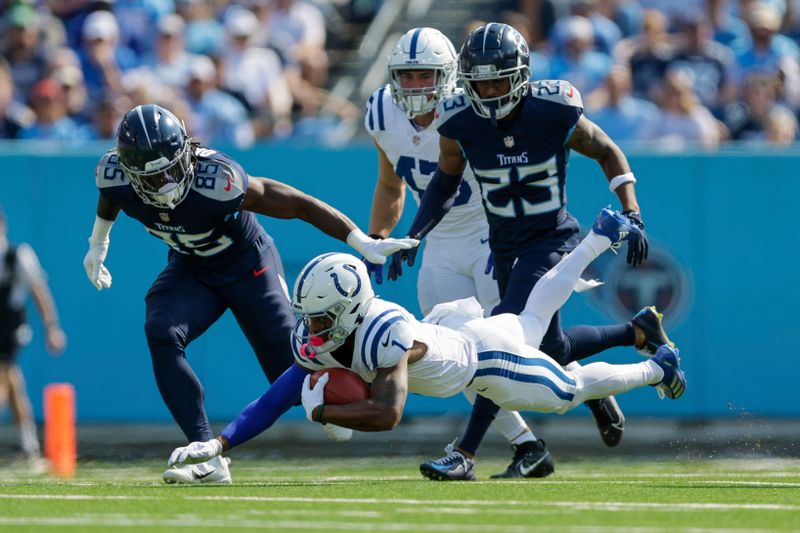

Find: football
<box><xmin>311</xmin><ymin>368</ymin><xmax>370</xmax><ymax>405</ymax></box>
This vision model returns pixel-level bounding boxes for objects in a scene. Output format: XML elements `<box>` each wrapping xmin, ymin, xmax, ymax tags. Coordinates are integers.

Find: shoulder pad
<box><xmin>364</xmin><ymin>84</ymin><xmax>395</xmax><ymax>135</ymax></box>
<box><xmin>192</xmin><ymin>150</ymin><xmax>248</xmax><ymax>202</ymax></box>
<box><xmin>529</xmin><ymin>80</ymin><xmax>583</xmax><ymax>109</ymax></box>
<box><xmin>432</xmin><ymin>92</ymin><xmax>470</xmax><ymax>131</ymax></box>
<box><xmin>95</xmin><ymin>149</ymin><xmax>129</xmax><ymax>189</ymax></box>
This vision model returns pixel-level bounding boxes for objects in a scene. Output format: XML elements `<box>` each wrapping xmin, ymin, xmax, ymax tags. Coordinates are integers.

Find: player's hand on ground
<box><xmin>622</xmin><ymin>211</ymin><xmax>648</xmax><ymax>267</ymax></box>
<box><xmin>302</xmin><ymin>373</ymin><xmax>328</xmax><ymax>422</ymax></box>
<box><xmin>168</xmin><ymin>438</ymin><xmax>223</xmax><ymax>467</ymax></box>
<box><xmin>361</xmin><ymin>237</ymin><xmax>419</xmax><ymax>265</ymax></box>
<box><xmin>387</xmin><ymin>245</ymin><xmax>419</xmax><ymax>281</ymax></box>
<box><xmin>83</xmin><ymin>240</ymin><xmax>112</xmax><ymax>290</ymax></box>
<box><xmin>322</xmin><ymin>423</ymin><xmax>353</xmax><ymax>442</ymax></box>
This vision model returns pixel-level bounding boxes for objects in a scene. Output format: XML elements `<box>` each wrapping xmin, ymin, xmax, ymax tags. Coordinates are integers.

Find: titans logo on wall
<box><xmin>585</xmin><ymin>243</ymin><xmax>692</xmax><ymax>327</ymax></box>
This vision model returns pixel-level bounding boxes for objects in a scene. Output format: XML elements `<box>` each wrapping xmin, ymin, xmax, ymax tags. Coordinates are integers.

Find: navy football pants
<box><xmin>144</xmin><ymin>244</ymin><xmax>295</xmax><ymax>442</ymax></box>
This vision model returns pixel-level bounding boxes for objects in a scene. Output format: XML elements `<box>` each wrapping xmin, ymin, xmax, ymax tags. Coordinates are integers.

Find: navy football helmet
<box><xmin>116</xmin><ymin>104</ymin><xmax>194</xmax><ymax>209</ymax></box>
<box><xmin>458</xmin><ymin>23</ymin><xmax>532</xmax><ymax>122</ymax></box>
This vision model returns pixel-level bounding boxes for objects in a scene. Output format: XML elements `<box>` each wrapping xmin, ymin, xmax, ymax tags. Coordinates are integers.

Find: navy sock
<box><xmin>561</xmin><ymin>323</ymin><xmax>635</xmax><ymax>365</ymax></box>
<box><xmin>458</xmin><ymin>395</ymin><xmax>501</xmax><ymax>455</ymax></box>
<box><xmin>150</xmin><ymin>344</ymin><xmax>214</xmax><ymax>442</ymax></box>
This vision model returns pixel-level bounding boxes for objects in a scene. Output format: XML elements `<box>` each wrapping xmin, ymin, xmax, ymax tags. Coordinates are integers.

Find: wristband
<box><xmin>89</xmin><ymin>216</ymin><xmax>114</xmax><ymax>245</ymax></box>
<box><xmin>346</xmin><ymin>228</ymin><xmax>372</xmax><ymax>255</ymax></box>
<box><xmin>609</xmin><ymin>172</ymin><xmax>636</xmax><ymax>193</ymax></box>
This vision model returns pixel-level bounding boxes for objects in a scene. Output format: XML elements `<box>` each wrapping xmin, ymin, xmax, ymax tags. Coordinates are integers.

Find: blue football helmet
<box><xmin>458</xmin><ymin>23</ymin><xmax>531</xmax><ymax>122</ymax></box>
<box><xmin>116</xmin><ymin>104</ymin><xmax>194</xmax><ymax>209</ymax></box>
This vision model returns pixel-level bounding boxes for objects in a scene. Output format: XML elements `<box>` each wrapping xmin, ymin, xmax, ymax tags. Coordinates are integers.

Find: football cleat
<box><xmin>650</xmin><ymin>344</ymin><xmax>687</xmax><ymax>399</ymax></box>
<box><xmin>632</xmin><ymin>306</ymin><xmax>675</xmax><ymax>356</ymax></box>
<box><xmin>490</xmin><ymin>439</ymin><xmax>554</xmax><ymax>479</ymax></box>
<box><xmin>585</xmin><ymin>396</ymin><xmax>625</xmax><ymax>447</ymax></box>
<box><xmin>162</xmin><ymin>455</ymin><xmax>232</xmax><ymax>485</ymax></box>
<box><xmin>591</xmin><ymin>208</ymin><xmax>644</xmax><ymax>250</ymax></box>
<box><xmin>419</xmin><ymin>446</ymin><xmax>476</xmax><ymax>481</ymax></box>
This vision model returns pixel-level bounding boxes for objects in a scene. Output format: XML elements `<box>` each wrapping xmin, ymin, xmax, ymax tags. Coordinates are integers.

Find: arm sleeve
<box><xmin>219</xmin><ymin>364</ymin><xmax>308</xmax><ymax>448</ymax></box>
<box><xmin>405</xmin><ymin>167</ymin><xmax>463</xmax><ymax>240</ymax></box>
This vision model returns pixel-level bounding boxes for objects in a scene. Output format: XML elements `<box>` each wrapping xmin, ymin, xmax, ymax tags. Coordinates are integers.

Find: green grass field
<box><xmin>1</xmin><ymin>457</ymin><xmax>799</xmax><ymax>532</ymax></box>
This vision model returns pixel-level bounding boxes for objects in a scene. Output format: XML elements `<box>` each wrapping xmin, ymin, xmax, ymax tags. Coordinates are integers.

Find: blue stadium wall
<box><xmin>2</xmin><ymin>143</ymin><xmax>797</xmax><ymax>423</ymax></box>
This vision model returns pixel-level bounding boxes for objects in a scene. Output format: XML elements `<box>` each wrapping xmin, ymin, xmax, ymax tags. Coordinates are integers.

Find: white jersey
<box><xmin>292</xmin><ymin>298</ymin><xmax>476</xmax><ymax>398</ymax></box>
<box><xmin>365</xmin><ymin>85</ymin><xmax>487</xmax><ymax>242</ymax></box>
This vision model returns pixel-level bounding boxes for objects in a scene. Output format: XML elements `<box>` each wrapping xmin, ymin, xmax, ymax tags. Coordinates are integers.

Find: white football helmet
<box><xmin>388</xmin><ymin>27</ymin><xmax>458</xmax><ymax>118</ymax></box>
<box><xmin>292</xmin><ymin>253</ymin><xmax>375</xmax><ymax>355</ymax></box>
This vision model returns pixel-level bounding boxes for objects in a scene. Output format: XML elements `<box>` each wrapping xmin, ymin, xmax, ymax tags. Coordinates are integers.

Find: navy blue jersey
<box><xmin>434</xmin><ymin>80</ymin><xmax>583</xmax><ymax>256</ymax></box>
<box><xmin>96</xmin><ymin>146</ymin><xmax>267</xmax><ymax>285</ymax></box>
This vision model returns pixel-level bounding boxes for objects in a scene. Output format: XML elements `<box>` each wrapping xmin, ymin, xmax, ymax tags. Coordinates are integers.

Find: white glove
<box><xmin>83</xmin><ymin>240</ymin><xmax>112</xmax><ymax>290</ymax></box>
<box><xmin>323</xmin><ymin>423</ymin><xmax>353</xmax><ymax>442</ymax></box>
<box><xmin>302</xmin><ymin>373</ymin><xmax>328</xmax><ymax>422</ymax></box>
<box><xmin>168</xmin><ymin>438</ymin><xmax>223</xmax><ymax>467</ymax></box>
<box><xmin>346</xmin><ymin>228</ymin><xmax>419</xmax><ymax>265</ymax></box>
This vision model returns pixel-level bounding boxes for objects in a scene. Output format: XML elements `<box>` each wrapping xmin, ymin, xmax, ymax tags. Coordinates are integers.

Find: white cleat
<box><xmin>162</xmin><ymin>455</ymin><xmax>232</xmax><ymax>485</ymax></box>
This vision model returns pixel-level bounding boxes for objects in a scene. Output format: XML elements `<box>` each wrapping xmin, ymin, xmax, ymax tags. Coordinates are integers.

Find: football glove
<box><xmin>622</xmin><ymin>210</ymin><xmax>648</xmax><ymax>267</ymax></box>
<box><xmin>168</xmin><ymin>438</ymin><xmax>223</xmax><ymax>467</ymax></box>
<box><xmin>360</xmin><ymin>237</ymin><xmax>419</xmax><ymax>265</ymax></box>
<box><xmin>83</xmin><ymin>239</ymin><xmax>112</xmax><ymax>290</ymax></box>
<box><xmin>322</xmin><ymin>423</ymin><xmax>353</xmax><ymax>442</ymax></box>
<box><xmin>363</xmin><ymin>234</ymin><xmax>384</xmax><ymax>284</ymax></box>
<box><xmin>302</xmin><ymin>373</ymin><xmax>328</xmax><ymax>422</ymax></box>
<box><xmin>387</xmin><ymin>244</ymin><xmax>419</xmax><ymax>281</ymax></box>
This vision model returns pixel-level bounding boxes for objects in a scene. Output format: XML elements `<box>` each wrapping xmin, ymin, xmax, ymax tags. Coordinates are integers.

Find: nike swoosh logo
<box><xmin>480</xmin><ymin>238</ymin><xmax>489</xmax><ymax>244</ymax></box>
<box><xmin>253</xmin><ymin>266</ymin><xmax>269</xmax><ymax>277</ymax></box>
<box><xmin>477</xmin><ymin>387</ymin><xmax>488</xmax><ymax>393</ymax></box>
<box><xmin>381</xmin><ymin>336</ymin><xmax>390</xmax><ymax>347</ymax></box>
<box><xmin>519</xmin><ymin>450</ymin><xmax>551</xmax><ymax>476</ymax></box>
<box><xmin>193</xmin><ymin>469</ymin><xmax>216</xmax><ymax>480</ymax></box>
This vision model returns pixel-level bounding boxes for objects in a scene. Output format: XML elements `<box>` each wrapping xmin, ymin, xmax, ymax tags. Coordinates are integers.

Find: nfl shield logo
<box><xmin>504</xmin><ymin>136</ymin><xmax>515</xmax><ymax>148</ymax></box>
<box><xmin>159</xmin><ymin>212</ymin><xmax>170</xmax><ymax>222</ymax></box>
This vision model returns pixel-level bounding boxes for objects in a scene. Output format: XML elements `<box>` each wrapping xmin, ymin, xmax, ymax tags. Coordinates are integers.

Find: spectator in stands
<box><xmin>593</xmin><ymin>0</ymin><xmax>644</xmax><ymax>38</ymax></box>
<box><xmin>176</xmin><ymin>0</ymin><xmax>225</xmax><ymax>56</ymax></box>
<box><xmin>642</xmin><ymin>69</ymin><xmax>726</xmax><ymax>148</ymax></box>
<box><xmin>184</xmin><ymin>54</ymin><xmax>255</xmax><ymax>148</ymax></box>
<box><xmin>78</xmin><ymin>10</ymin><xmax>138</xmax><ymax>102</ymax></box>
<box><xmin>668</xmin><ymin>11</ymin><xmax>737</xmax><ymax>115</ymax></box>
<box><xmin>139</xmin><ymin>14</ymin><xmax>198</xmax><ymax>90</ymax></box>
<box><xmin>46</xmin><ymin>0</ymin><xmax>101</xmax><ymax>50</ymax></box>
<box><xmin>85</xmin><ymin>94</ymin><xmax>132</xmax><ymax>140</ymax></box>
<box><xmin>585</xmin><ymin>64</ymin><xmax>661</xmax><ymax>142</ymax></box>
<box><xmin>0</xmin><ymin>58</ymin><xmax>34</xmax><ymax>139</ymax></box>
<box><xmin>549</xmin><ymin>15</ymin><xmax>613</xmax><ymax>93</ymax></box>
<box><xmin>735</xmin><ymin>2</ymin><xmax>800</xmax><ymax>80</ymax></box>
<box><xmin>557</xmin><ymin>0</ymin><xmax>623</xmax><ymax>54</ymax></box>
<box><xmin>218</xmin><ymin>7</ymin><xmax>293</xmax><ymax>139</ymax></box>
<box><xmin>114</xmin><ymin>0</ymin><xmax>174</xmax><ymax>58</ymax></box>
<box><xmin>502</xmin><ymin>11</ymin><xmax>551</xmax><ymax>79</ymax></box>
<box><xmin>723</xmin><ymin>69</ymin><xmax>795</xmax><ymax>139</ymax></box>
<box><xmin>764</xmin><ymin>105</ymin><xmax>798</xmax><ymax>144</ymax></box>
<box><xmin>265</xmin><ymin>0</ymin><xmax>329</xmax><ymax>89</ymax></box>
<box><xmin>51</xmin><ymin>65</ymin><xmax>89</xmax><ymax>124</ymax></box>
<box><xmin>707</xmin><ymin>0</ymin><xmax>752</xmax><ymax>54</ymax></box>
<box><xmin>0</xmin><ymin>207</ymin><xmax>66</xmax><ymax>472</ymax></box>
<box><xmin>18</xmin><ymin>78</ymin><xmax>87</xmax><ymax>141</ymax></box>
<box><xmin>1</xmin><ymin>3</ymin><xmax>50</xmax><ymax>101</ymax></box>
<box><xmin>619</xmin><ymin>9</ymin><xmax>675</xmax><ymax>101</ymax></box>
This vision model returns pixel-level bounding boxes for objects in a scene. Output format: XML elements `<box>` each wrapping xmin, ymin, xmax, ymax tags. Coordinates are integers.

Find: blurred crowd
<box><xmin>0</xmin><ymin>0</ymin><xmax>366</xmax><ymax>148</ymax></box>
<box><xmin>498</xmin><ymin>0</ymin><xmax>800</xmax><ymax>148</ymax></box>
<box><xmin>1</xmin><ymin>0</ymin><xmax>799</xmax><ymax>149</ymax></box>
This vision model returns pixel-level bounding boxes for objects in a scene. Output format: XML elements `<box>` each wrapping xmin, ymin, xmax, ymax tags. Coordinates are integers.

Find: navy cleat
<box><xmin>420</xmin><ymin>447</ymin><xmax>476</xmax><ymax>481</ymax></box>
<box><xmin>591</xmin><ymin>208</ymin><xmax>644</xmax><ymax>250</ymax></box>
<box><xmin>632</xmin><ymin>306</ymin><xmax>675</xmax><ymax>356</ymax></box>
<box><xmin>650</xmin><ymin>345</ymin><xmax>687</xmax><ymax>399</ymax></box>
<box><xmin>490</xmin><ymin>439</ymin><xmax>554</xmax><ymax>479</ymax></box>
<box><xmin>585</xmin><ymin>396</ymin><xmax>625</xmax><ymax>447</ymax></box>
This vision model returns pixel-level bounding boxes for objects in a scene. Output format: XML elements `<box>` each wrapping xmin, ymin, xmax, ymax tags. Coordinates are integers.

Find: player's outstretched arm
<box><xmin>567</xmin><ymin>116</ymin><xmax>648</xmax><ymax>266</ymax></box>
<box><xmin>83</xmin><ymin>195</ymin><xmax>120</xmax><ymax>290</ymax></box>
<box><xmin>168</xmin><ymin>364</ymin><xmax>309</xmax><ymax>467</ymax></box>
<box><xmin>304</xmin><ymin>342</ymin><xmax>425</xmax><ymax>432</ymax></box>
<box><xmin>243</xmin><ymin>178</ymin><xmax>417</xmax><ymax>264</ymax></box>
<box><xmin>368</xmin><ymin>142</ymin><xmax>406</xmax><ymax>239</ymax></box>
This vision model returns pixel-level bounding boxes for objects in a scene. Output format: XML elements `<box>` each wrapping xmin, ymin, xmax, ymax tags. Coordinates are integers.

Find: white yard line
<box><xmin>0</xmin><ymin>493</ymin><xmax>798</xmax><ymax>511</ymax></box>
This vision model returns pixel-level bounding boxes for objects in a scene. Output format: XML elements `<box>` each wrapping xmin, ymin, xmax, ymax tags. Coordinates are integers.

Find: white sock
<box><xmin>573</xmin><ymin>360</ymin><xmax>663</xmax><ymax>404</ymax></box>
<box><xmin>20</xmin><ymin>420</ymin><xmax>40</xmax><ymax>456</ymax></box>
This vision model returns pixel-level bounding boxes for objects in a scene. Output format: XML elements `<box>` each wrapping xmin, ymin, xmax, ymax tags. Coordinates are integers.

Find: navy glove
<box><xmin>387</xmin><ymin>242</ymin><xmax>419</xmax><ymax>281</ymax></box>
<box><xmin>363</xmin><ymin>234</ymin><xmax>384</xmax><ymax>285</ymax></box>
<box><xmin>622</xmin><ymin>210</ymin><xmax>648</xmax><ymax>267</ymax></box>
